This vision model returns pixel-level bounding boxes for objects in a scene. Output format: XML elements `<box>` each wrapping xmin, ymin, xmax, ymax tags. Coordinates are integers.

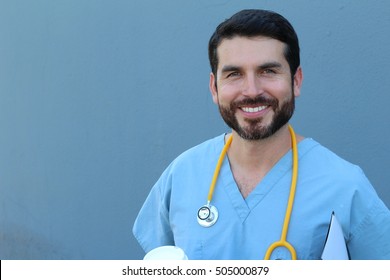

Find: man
<box><xmin>133</xmin><ymin>9</ymin><xmax>390</xmax><ymax>259</ymax></box>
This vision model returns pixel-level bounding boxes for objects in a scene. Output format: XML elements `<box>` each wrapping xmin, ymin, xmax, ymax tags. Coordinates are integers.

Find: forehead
<box><xmin>216</xmin><ymin>36</ymin><xmax>288</xmax><ymax>68</ymax></box>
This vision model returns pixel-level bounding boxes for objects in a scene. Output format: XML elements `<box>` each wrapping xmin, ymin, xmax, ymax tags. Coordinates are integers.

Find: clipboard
<box><xmin>321</xmin><ymin>212</ymin><xmax>350</xmax><ymax>260</ymax></box>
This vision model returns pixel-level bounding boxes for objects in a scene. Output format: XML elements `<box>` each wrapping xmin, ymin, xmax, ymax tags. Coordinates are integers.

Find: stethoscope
<box><xmin>197</xmin><ymin>125</ymin><xmax>299</xmax><ymax>260</ymax></box>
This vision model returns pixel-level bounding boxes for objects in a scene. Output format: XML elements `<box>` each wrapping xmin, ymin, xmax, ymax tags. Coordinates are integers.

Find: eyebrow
<box><xmin>221</xmin><ymin>65</ymin><xmax>242</xmax><ymax>74</ymax></box>
<box><xmin>258</xmin><ymin>62</ymin><xmax>283</xmax><ymax>70</ymax></box>
<box><xmin>221</xmin><ymin>61</ymin><xmax>283</xmax><ymax>74</ymax></box>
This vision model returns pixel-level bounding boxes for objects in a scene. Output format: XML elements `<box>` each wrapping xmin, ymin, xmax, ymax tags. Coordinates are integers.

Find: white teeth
<box><xmin>242</xmin><ymin>106</ymin><xmax>267</xmax><ymax>113</ymax></box>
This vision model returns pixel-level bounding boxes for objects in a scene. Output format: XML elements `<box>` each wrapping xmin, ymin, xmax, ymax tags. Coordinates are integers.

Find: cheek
<box><xmin>265</xmin><ymin>81</ymin><xmax>293</xmax><ymax>99</ymax></box>
<box><xmin>217</xmin><ymin>81</ymin><xmax>243</xmax><ymax>100</ymax></box>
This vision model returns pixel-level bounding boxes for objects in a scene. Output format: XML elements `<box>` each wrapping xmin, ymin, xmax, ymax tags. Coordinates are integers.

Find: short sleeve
<box><xmin>348</xmin><ymin>197</ymin><xmax>390</xmax><ymax>259</ymax></box>
<box><xmin>132</xmin><ymin>168</ymin><xmax>175</xmax><ymax>253</ymax></box>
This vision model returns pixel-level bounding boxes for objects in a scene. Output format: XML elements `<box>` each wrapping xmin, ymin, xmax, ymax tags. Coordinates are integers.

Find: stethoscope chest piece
<box><xmin>197</xmin><ymin>204</ymin><xmax>218</xmax><ymax>227</ymax></box>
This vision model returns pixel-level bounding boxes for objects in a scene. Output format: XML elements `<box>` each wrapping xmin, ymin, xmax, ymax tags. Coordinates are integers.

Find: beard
<box><xmin>218</xmin><ymin>93</ymin><xmax>295</xmax><ymax>141</ymax></box>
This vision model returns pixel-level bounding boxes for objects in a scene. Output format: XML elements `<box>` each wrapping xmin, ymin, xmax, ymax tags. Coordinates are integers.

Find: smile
<box><xmin>241</xmin><ymin>105</ymin><xmax>268</xmax><ymax>113</ymax></box>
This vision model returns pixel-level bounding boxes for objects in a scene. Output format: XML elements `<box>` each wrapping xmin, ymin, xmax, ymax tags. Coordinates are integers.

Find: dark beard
<box><xmin>218</xmin><ymin>94</ymin><xmax>295</xmax><ymax>140</ymax></box>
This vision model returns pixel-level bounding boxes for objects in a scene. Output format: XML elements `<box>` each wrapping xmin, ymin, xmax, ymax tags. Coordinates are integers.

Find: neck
<box><xmin>228</xmin><ymin>124</ymin><xmax>293</xmax><ymax>169</ymax></box>
<box><xmin>226</xmin><ymin>124</ymin><xmax>303</xmax><ymax>198</ymax></box>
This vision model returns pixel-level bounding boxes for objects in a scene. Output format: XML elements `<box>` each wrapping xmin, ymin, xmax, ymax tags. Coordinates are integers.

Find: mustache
<box><xmin>231</xmin><ymin>95</ymin><xmax>279</xmax><ymax>109</ymax></box>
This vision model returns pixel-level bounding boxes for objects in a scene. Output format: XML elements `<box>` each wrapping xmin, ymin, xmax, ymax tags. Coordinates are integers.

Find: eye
<box><xmin>262</xmin><ymin>69</ymin><xmax>276</xmax><ymax>75</ymax></box>
<box><xmin>226</xmin><ymin>72</ymin><xmax>241</xmax><ymax>78</ymax></box>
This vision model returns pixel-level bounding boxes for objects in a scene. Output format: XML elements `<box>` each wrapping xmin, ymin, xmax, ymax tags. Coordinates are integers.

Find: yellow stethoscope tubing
<box><xmin>207</xmin><ymin>125</ymin><xmax>298</xmax><ymax>260</ymax></box>
<box><xmin>206</xmin><ymin>134</ymin><xmax>233</xmax><ymax>204</ymax></box>
<box><xmin>264</xmin><ymin>124</ymin><xmax>298</xmax><ymax>260</ymax></box>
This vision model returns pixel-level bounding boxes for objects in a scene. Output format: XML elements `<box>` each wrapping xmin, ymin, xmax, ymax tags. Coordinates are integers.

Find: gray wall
<box><xmin>1</xmin><ymin>0</ymin><xmax>389</xmax><ymax>259</ymax></box>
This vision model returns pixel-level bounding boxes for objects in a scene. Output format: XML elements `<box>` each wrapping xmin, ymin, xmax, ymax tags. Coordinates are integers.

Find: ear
<box><xmin>293</xmin><ymin>66</ymin><xmax>303</xmax><ymax>98</ymax></box>
<box><xmin>209</xmin><ymin>72</ymin><xmax>219</xmax><ymax>104</ymax></box>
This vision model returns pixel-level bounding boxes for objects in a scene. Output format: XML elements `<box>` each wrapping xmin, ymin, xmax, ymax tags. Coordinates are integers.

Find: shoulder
<box><xmin>149</xmin><ymin>134</ymin><xmax>226</xmax><ymax>204</ymax></box>
<box><xmin>297</xmin><ymin>138</ymin><xmax>378</xmax><ymax>203</ymax></box>
<box><xmin>155</xmin><ymin>134</ymin><xmax>225</xmax><ymax>186</ymax></box>
<box><xmin>169</xmin><ymin>134</ymin><xmax>225</xmax><ymax>170</ymax></box>
<box><xmin>299</xmin><ymin>138</ymin><xmax>366</xmax><ymax>179</ymax></box>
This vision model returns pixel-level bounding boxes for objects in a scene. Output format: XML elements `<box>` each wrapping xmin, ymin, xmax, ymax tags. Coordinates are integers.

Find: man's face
<box><xmin>209</xmin><ymin>36</ymin><xmax>302</xmax><ymax>140</ymax></box>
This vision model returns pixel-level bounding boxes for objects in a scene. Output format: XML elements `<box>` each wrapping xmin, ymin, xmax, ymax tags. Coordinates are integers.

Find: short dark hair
<box><xmin>208</xmin><ymin>9</ymin><xmax>300</xmax><ymax>78</ymax></box>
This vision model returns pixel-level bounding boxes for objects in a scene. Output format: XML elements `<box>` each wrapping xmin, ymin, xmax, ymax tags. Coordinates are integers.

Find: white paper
<box><xmin>321</xmin><ymin>212</ymin><xmax>349</xmax><ymax>260</ymax></box>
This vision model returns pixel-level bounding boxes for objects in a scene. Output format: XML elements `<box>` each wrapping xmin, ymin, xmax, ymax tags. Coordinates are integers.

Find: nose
<box><xmin>242</xmin><ymin>73</ymin><xmax>262</xmax><ymax>98</ymax></box>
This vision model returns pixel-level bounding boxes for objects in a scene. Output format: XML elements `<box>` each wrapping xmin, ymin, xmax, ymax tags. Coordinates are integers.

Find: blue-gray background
<box><xmin>1</xmin><ymin>0</ymin><xmax>389</xmax><ymax>260</ymax></box>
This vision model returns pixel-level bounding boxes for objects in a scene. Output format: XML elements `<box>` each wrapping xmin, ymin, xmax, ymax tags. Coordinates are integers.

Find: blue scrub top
<box><xmin>133</xmin><ymin>135</ymin><xmax>390</xmax><ymax>259</ymax></box>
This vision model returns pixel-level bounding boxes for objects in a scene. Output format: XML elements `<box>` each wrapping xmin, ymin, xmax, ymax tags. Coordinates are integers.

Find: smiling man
<box><xmin>133</xmin><ymin>9</ymin><xmax>390</xmax><ymax>260</ymax></box>
<box><xmin>211</xmin><ymin>37</ymin><xmax>300</xmax><ymax>141</ymax></box>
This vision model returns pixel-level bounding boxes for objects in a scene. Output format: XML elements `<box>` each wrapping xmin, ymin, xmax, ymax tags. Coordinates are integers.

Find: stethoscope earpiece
<box><xmin>197</xmin><ymin>204</ymin><xmax>218</xmax><ymax>227</ymax></box>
